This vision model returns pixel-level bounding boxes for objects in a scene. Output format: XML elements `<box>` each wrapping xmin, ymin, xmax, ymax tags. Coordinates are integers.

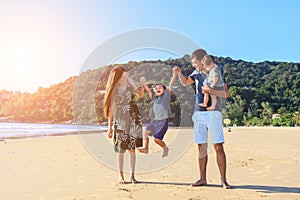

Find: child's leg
<box><xmin>207</xmin><ymin>94</ymin><xmax>217</xmax><ymax>111</ymax></box>
<box><xmin>138</xmin><ymin>129</ymin><xmax>151</xmax><ymax>153</ymax></box>
<box><xmin>199</xmin><ymin>93</ymin><xmax>209</xmax><ymax>107</ymax></box>
<box><xmin>154</xmin><ymin>138</ymin><xmax>169</xmax><ymax>157</ymax></box>
<box><xmin>153</xmin><ymin>120</ymin><xmax>169</xmax><ymax>157</ymax></box>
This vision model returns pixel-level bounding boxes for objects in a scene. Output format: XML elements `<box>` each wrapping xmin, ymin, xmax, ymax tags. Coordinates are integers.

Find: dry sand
<box><xmin>0</xmin><ymin>127</ymin><xmax>299</xmax><ymax>200</ymax></box>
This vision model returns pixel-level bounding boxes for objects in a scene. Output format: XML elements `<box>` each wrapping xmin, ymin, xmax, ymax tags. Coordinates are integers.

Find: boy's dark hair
<box><xmin>154</xmin><ymin>83</ymin><xmax>166</xmax><ymax>90</ymax></box>
<box><xmin>191</xmin><ymin>49</ymin><xmax>207</xmax><ymax>61</ymax></box>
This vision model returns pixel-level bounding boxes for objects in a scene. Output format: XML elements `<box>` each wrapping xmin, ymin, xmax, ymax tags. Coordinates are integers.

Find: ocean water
<box><xmin>0</xmin><ymin>122</ymin><xmax>106</xmax><ymax>139</ymax></box>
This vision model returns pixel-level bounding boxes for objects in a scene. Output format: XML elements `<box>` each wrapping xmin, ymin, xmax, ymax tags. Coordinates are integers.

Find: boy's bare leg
<box><xmin>138</xmin><ymin>130</ymin><xmax>150</xmax><ymax>153</ymax></box>
<box><xmin>154</xmin><ymin>138</ymin><xmax>169</xmax><ymax>157</ymax></box>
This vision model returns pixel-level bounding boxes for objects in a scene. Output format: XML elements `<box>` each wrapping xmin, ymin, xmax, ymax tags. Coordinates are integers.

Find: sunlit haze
<box><xmin>1</xmin><ymin>0</ymin><xmax>299</xmax><ymax>92</ymax></box>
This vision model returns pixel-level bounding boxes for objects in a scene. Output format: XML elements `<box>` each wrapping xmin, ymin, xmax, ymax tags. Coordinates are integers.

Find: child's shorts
<box><xmin>146</xmin><ymin>118</ymin><xmax>169</xmax><ymax>140</ymax></box>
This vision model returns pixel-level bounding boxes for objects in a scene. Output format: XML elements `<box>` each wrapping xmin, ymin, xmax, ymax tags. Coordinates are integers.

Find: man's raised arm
<box><xmin>173</xmin><ymin>66</ymin><xmax>194</xmax><ymax>86</ymax></box>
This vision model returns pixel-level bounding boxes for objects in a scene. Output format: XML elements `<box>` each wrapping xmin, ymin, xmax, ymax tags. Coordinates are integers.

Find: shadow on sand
<box><xmin>139</xmin><ymin>181</ymin><xmax>191</xmax><ymax>186</ymax></box>
<box><xmin>234</xmin><ymin>185</ymin><xmax>300</xmax><ymax>194</ymax></box>
<box><xmin>138</xmin><ymin>181</ymin><xmax>300</xmax><ymax>194</ymax></box>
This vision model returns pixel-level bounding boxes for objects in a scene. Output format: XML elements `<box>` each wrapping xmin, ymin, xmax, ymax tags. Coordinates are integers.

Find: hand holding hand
<box><xmin>172</xmin><ymin>68</ymin><xmax>178</xmax><ymax>77</ymax></box>
<box><xmin>173</xmin><ymin>66</ymin><xmax>180</xmax><ymax>74</ymax></box>
<box><xmin>140</xmin><ymin>76</ymin><xmax>147</xmax><ymax>86</ymax></box>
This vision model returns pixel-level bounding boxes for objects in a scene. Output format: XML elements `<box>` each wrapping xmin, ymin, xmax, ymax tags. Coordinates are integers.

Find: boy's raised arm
<box><xmin>141</xmin><ymin>77</ymin><xmax>152</xmax><ymax>99</ymax></box>
<box><xmin>169</xmin><ymin>69</ymin><xmax>177</xmax><ymax>92</ymax></box>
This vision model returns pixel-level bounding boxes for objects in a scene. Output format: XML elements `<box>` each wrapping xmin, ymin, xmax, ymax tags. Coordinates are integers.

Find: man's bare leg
<box><xmin>192</xmin><ymin>143</ymin><xmax>208</xmax><ymax>186</ymax></box>
<box><xmin>214</xmin><ymin>143</ymin><xmax>230</xmax><ymax>189</ymax></box>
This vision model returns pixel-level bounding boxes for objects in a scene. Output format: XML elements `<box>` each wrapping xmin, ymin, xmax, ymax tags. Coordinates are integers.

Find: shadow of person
<box><xmin>234</xmin><ymin>185</ymin><xmax>300</xmax><ymax>194</ymax></box>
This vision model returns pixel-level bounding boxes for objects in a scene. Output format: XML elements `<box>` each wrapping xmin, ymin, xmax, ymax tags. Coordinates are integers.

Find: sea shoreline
<box><xmin>1</xmin><ymin>124</ymin><xmax>298</xmax><ymax>142</ymax></box>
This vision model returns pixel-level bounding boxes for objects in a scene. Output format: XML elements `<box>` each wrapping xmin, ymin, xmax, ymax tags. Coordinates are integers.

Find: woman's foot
<box><xmin>130</xmin><ymin>177</ymin><xmax>138</xmax><ymax>184</ymax></box>
<box><xmin>117</xmin><ymin>178</ymin><xmax>126</xmax><ymax>184</ymax></box>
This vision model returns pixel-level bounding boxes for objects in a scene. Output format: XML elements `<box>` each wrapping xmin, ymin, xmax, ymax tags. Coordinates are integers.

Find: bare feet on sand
<box><xmin>162</xmin><ymin>146</ymin><xmax>169</xmax><ymax>157</ymax></box>
<box><xmin>138</xmin><ymin>148</ymin><xmax>148</xmax><ymax>154</ymax></box>
<box><xmin>191</xmin><ymin>179</ymin><xmax>207</xmax><ymax>187</ymax></box>
<box><xmin>222</xmin><ymin>180</ymin><xmax>231</xmax><ymax>189</ymax></box>
<box><xmin>117</xmin><ymin>179</ymin><xmax>126</xmax><ymax>184</ymax></box>
<box><xmin>130</xmin><ymin>177</ymin><xmax>138</xmax><ymax>184</ymax></box>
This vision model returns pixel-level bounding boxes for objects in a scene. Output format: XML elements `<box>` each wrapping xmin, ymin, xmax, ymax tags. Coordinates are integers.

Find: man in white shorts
<box><xmin>174</xmin><ymin>48</ymin><xmax>230</xmax><ymax>189</ymax></box>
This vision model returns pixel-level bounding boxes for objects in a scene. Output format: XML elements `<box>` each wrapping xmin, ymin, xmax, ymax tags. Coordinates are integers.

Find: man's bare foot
<box><xmin>191</xmin><ymin>179</ymin><xmax>207</xmax><ymax>187</ymax></box>
<box><xmin>199</xmin><ymin>103</ymin><xmax>207</xmax><ymax>108</ymax></box>
<box><xmin>130</xmin><ymin>177</ymin><xmax>138</xmax><ymax>184</ymax></box>
<box><xmin>138</xmin><ymin>148</ymin><xmax>149</xmax><ymax>154</ymax></box>
<box><xmin>162</xmin><ymin>146</ymin><xmax>169</xmax><ymax>157</ymax></box>
<box><xmin>222</xmin><ymin>180</ymin><xmax>231</xmax><ymax>189</ymax></box>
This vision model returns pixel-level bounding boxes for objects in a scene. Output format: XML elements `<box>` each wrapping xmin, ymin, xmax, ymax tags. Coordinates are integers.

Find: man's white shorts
<box><xmin>192</xmin><ymin>111</ymin><xmax>224</xmax><ymax>144</ymax></box>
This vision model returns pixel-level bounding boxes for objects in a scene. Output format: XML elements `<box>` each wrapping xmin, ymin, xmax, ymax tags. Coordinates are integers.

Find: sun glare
<box><xmin>8</xmin><ymin>42</ymin><xmax>38</xmax><ymax>73</ymax></box>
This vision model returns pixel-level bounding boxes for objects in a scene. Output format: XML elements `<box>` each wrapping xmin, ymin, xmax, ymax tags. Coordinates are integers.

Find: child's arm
<box><xmin>202</xmin><ymin>85</ymin><xmax>228</xmax><ymax>98</ymax></box>
<box><xmin>141</xmin><ymin>77</ymin><xmax>152</xmax><ymax>99</ymax></box>
<box><xmin>169</xmin><ymin>69</ymin><xmax>177</xmax><ymax>92</ymax></box>
<box><xmin>210</xmin><ymin>75</ymin><xmax>219</xmax><ymax>89</ymax></box>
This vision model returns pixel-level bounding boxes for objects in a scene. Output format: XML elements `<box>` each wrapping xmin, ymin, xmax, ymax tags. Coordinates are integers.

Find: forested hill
<box><xmin>0</xmin><ymin>56</ymin><xmax>299</xmax><ymax>126</ymax></box>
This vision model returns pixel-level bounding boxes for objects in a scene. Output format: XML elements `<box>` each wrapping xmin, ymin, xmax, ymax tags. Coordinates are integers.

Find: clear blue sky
<box><xmin>1</xmin><ymin>0</ymin><xmax>299</xmax><ymax>92</ymax></box>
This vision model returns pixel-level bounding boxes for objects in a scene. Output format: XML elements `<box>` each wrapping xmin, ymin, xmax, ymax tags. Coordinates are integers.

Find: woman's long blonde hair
<box><xmin>103</xmin><ymin>66</ymin><xmax>126</xmax><ymax>119</ymax></box>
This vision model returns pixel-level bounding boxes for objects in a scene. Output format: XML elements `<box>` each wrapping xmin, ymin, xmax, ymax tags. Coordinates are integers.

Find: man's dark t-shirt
<box><xmin>189</xmin><ymin>69</ymin><xmax>224</xmax><ymax>112</ymax></box>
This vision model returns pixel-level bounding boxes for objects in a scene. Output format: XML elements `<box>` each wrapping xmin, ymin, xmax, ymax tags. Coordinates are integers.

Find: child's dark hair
<box><xmin>154</xmin><ymin>83</ymin><xmax>166</xmax><ymax>90</ymax></box>
<box><xmin>202</xmin><ymin>55</ymin><xmax>215</xmax><ymax>66</ymax></box>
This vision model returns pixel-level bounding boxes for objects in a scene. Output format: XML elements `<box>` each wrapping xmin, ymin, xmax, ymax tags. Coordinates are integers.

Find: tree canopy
<box><xmin>1</xmin><ymin>56</ymin><xmax>299</xmax><ymax>127</ymax></box>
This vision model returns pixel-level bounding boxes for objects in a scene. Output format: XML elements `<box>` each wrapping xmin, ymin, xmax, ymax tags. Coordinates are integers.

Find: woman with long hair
<box><xmin>103</xmin><ymin>66</ymin><xmax>145</xmax><ymax>184</ymax></box>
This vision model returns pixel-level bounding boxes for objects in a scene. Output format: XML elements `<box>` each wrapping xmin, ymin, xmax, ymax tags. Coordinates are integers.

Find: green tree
<box><xmin>260</xmin><ymin>102</ymin><xmax>273</xmax><ymax>125</ymax></box>
<box><xmin>225</xmin><ymin>95</ymin><xmax>245</xmax><ymax>126</ymax></box>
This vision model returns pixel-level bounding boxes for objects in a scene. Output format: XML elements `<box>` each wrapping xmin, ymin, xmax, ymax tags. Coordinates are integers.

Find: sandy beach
<box><xmin>0</xmin><ymin>127</ymin><xmax>299</xmax><ymax>200</ymax></box>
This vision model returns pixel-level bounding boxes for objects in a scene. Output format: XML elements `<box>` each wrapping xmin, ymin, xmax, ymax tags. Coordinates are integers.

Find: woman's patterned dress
<box><xmin>113</xmin><ymin>81</ymin><xmax>143</xmax><ymax>153</ymax></box>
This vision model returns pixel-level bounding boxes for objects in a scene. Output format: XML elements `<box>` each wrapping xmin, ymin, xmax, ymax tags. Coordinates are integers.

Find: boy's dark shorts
<box><xmin>146</xmin><ymin>118</ymin><xmax>169</xmax><ymax>140</ymax></box>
